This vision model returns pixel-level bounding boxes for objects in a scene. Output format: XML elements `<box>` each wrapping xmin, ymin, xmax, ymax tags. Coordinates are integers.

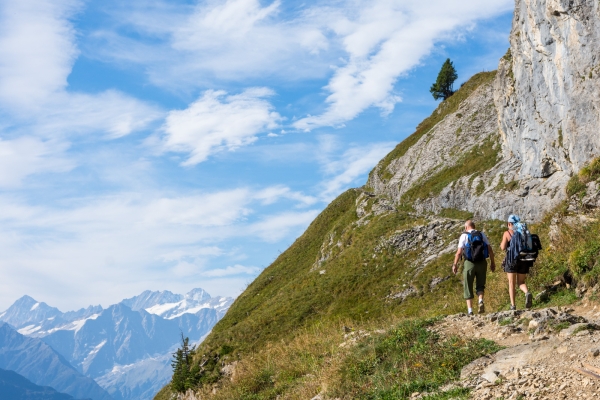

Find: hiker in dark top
<box><xmin>452</xmin><ymin>220</ymin><xmax>496</xmax><ymax>316</ymax></box>
<box><xmin>501</xmin><ymin>214</ymin><xmax>533</xmax><ymax>310</ymax></box>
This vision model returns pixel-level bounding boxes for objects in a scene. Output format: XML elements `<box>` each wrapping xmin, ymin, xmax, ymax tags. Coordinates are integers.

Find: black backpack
<box><xmin>464</xmin><ymin>231</ymin><xmax>489</xmax><ymax>262</ymax></box>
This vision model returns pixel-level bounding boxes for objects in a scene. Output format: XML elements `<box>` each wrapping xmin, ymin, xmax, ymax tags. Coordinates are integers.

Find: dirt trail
<box><xmin>433</xmin><ymin>301</ymin><xmax>600</xmax><ymax>399</ymax></box>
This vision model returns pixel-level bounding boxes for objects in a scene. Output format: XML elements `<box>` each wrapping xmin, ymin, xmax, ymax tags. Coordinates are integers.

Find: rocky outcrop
<box><xmin>368</xmin><ymin>75</ymin><xmax>499</xmax><ymax>201</ymax></box>
<box><xmin>366</xmin><ymin>75</ymin><xmax>568</xmax><ymax>221</ymax></box>
<box><xmin>495</xmin><ymin>0</ymin><xmax>600</xmax><ymax>179</ymax></box>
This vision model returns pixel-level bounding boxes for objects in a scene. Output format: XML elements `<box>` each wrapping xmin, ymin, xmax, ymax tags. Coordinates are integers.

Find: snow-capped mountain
<box><xmin>0</xmin><ymin>295</ymin><xmax>62</xmax><ymax>330</ymax></box>
<box><xmin>140</xmin><ymin>288</ymin><xmax>233</xmax><ymax>320</ymax></box>
<box><xmin>0</xmin><ymin>288</ymin><xmax>233</xmax><ymax>400</ymax></box>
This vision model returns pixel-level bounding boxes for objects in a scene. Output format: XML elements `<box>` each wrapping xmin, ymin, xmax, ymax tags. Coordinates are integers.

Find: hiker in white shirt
<box><xmin>452</xmin><ymin>220</ymin><xmax>496</xmax><ymax>315</ymax></box>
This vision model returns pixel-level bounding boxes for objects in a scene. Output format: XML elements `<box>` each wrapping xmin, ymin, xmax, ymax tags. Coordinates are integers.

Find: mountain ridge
<box><xmin>0</xmin><ymin>322</ymin><xmax>113</xmax><ymax>400</ymax></box>
<box><xmin>0</xmin><ymin>367</ymin><xmax>83</xmax><ymax>400</ymax></box>
<box><xmin>0</xmin><ymin>288</ymin><xmax>232</xmax><ymax>400</ymax></box>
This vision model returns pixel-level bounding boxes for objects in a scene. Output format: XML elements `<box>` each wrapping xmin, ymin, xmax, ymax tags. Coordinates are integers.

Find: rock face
<box><xmin>368</xmin><ymin>74</ymin><xmax>499</xmax><ymax>203</ymax></box>
<box><xmin>365</xmin><ymin>0</ymin><xmax>600</xmax><ymax>222</ymax></box>
<box><xmin>495</xmin><ymin>0</ymin><xmax>600</xmax><ymax>179</ymax></box>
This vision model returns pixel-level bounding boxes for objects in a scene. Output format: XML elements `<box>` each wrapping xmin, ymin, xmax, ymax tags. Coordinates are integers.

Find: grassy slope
<box><xmin>201</xmin><ymin>71</ymin><xmax>502</xmax><ymax>360</ymax></box>
<box><xmin>156</xmin><ymin>70</ymin><xmax>600</xmax><ymax>399</ymax></box>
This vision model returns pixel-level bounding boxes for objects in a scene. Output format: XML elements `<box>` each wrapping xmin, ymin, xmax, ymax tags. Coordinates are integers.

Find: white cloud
<box><xmin>0</xmin><ymin>137</ymin><xmax>73</xmax><ymax>187</ymax></box>
<box><xmin>173</xmin><ymin>0</ymin><xmax>281</xmax><ymax>50</ymax></box>
<box><xmin>294</xmin><ymin>0</ymin><xmax>513</xmax><ymax>130</ymax></box>
<box><xmin>253</xmin><ymin>185</ymin><xmax>317</xmax><ymax>206</ymax></box>
<box><xmin>87</xmin><ymin>0</ymin><xmax>335</xmax><ymax>87</ymax></box>
<box><xmin>144</xmin><ymin>189</ymin><xmax>251</xmax><ymax>226</ymax></box>
<box><xmin>90</xmin><ymin>0</ymin><xmax>511</xmax><ymax>128</ymax></box>
<box><xmin>249</xmin><ymin>210</ymin><xmax>320</xmax><ymax>242</ymax></box>
<box><xmin>161</xmin><ymin>88</ymin><xmax>281</xmax><ymax>165</ymax></box>
<box><xmin>318</xmin><ymin>139</ymin><xmax>396</xmax><ymax>200</ymax></box>
<box><xmin>201</xmin><ymin>264</ymin><xmax>260</xmax><ymax>277</ymax></box>
<box><xmin>0</xmin><ymin>0</ymin><xmax>162</xmax><ymax>140</ymax></box>
<box><xmin>0</xmin><ymin>0</ymin><xmax>80</xmax><ymax>108</ymax></box>
<box><xmin>0</xmin><ymin>185</ymin><xmax>317</xmax><ymax>309</ymax></box>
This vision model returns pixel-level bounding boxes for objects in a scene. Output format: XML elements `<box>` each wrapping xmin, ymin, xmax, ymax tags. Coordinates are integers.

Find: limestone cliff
<box><xmin>496</xmin><ymin>0</ymin><xmax>600</xmax><ymax>179</ymax></box>
<box><xmin>368</xmin><ymin>0</ymin><xmax>600</xmax><ymax>222</ymax></box>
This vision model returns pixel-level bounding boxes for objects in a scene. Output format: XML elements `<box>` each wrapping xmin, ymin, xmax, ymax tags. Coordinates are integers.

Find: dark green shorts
<box><xmin>463</xmin><ymin>259</ymin><xmax>487</xmax><ymax>299</ymax></box>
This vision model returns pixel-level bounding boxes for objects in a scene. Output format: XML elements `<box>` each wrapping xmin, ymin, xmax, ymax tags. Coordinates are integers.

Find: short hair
<box><xmin>465</xmin><ymin>220</ymin><xmax>476</xmax><ymax>229</ymax></box>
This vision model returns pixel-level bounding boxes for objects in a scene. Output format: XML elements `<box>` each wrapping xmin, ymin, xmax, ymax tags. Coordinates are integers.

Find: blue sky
<box><xmin>0</xmin><ymin>0</ymin><xmax>514</xmax><ymax>311</ymax></box>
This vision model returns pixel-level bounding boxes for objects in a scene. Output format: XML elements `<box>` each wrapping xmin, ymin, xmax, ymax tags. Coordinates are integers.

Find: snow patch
<box><xmin>0</xmin><ymin>312</ymin><xmax>5</xmax><ymax>319</ymax></box>
<box><xmin>71</xmin><ymin>313</ymin><xmax>100</xmax><ymax>334</ymax></box>
<box><xmin>30</xmin><ymin>303</ymin><xmax>39</xmax><ymax>311</ymax></box>
<box><xmin>166</xmin><ymin>305</ymin><xmax>210</xmax><ymax>319</ymax></box>
<box><xmin>145</xmin><ymin>302</ymin><xmax>180</xmax><ymax>316</ymax></box>
<box><xmin>89</xmin><ymin>339</ymin><xmax>107</xmax><ymax>356</ymax></box>
<box><xmin>18</xmin><ymin>325</ymin><xmax>41</xmax><ymax>335</ymax></box>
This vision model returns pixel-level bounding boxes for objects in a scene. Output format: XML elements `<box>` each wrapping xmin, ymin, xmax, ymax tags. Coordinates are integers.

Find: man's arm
<box><xmin>452</xmin><ymin>248</ymin><xmax>462</xmax><ymax>275</ymax></box>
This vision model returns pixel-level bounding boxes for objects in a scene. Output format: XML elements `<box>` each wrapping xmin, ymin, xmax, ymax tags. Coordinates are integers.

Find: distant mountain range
<box><xmin>0</xmin><ymin>289</ymin><xmax>233</xmax><ymax>400</ymax></box>
<box><xmin>0</xmin><ymin>322</ymin><xmax>111</xmax><ymax>400</ymax></box>
<box><xmin>0</xmin><ymin>367</ymin><xmax>84</xmax><ymax>400</ymax></box>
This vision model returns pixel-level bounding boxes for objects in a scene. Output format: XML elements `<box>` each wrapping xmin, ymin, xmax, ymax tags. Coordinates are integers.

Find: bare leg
<box><xmin>507</xmin><ymin>273</ymin><xmax>517</xmax><ymax>306</ymax></box>
<box><xmin>517</xmin><ymin>274</ymin><xmax>529</xmax><ymax>294</ymax></box>
<box><xmin>477</xmin><ymin>292</ymin><xmax>484</xmax><ymax>302</ymax></box>
<box><xmin>466</xmin><ymin>299</ymin><xmax>473</xmax><ymax>309</ymax></box>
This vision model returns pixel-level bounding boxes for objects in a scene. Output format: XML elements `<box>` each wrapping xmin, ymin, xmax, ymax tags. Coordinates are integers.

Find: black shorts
<box><xmin>503</xmin><ymin>258</ymin><xmax>532</xmax><ymax>274</ymax></box>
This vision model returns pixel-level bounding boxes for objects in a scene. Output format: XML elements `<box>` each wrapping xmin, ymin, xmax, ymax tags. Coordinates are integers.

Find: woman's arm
<box><xmin>487</xmin><ymin>244</ymin><xmax>496</xmax><ymax>272</ymax></box>
<box><xmin>500</xmin><ymin>231</ymin><xmax>510</xmax><ymax>251</ymax></box>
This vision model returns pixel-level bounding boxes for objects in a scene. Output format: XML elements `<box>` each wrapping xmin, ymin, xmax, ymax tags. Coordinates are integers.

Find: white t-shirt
<box><xmin>457</xmin><ymin>229</ymin><xmax>490</xmax><ymax>249</ymax></box>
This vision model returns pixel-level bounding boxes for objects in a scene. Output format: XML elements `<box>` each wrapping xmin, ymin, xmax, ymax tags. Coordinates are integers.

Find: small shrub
<box><xmin>495</xmin><ymin>174</ymin><xmax>505</xmax><ymax>191</ymax></box>
<box><xmin>566</xmin><ymin>175</ymin><xmax>586</xmax><ymax>198</ymax></box>
<box><xmin>505</xmin><ymin>180</ymin><xmax>519</xmax><ymax>191</ymax></box>
<box><xmin>438</xmin><ymin>208</ymin><xmax>474</xmax><ymax>220</ymax></box>
<box><xmin>558</xmin><ymin>127</ymin><xmax>564</xmax><ymax>148</ymax></box>
<box><xmin>550</xmin><ymin>321</ymin><xmax>570</xmax><ymax>332</ymax></box>
<box><xmin>476</xmin><ymin>179</ymin><xmax>486</xmax><ymax>196</ymax></box>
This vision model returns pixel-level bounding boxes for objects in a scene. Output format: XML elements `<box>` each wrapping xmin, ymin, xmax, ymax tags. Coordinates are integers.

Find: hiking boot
<box><xmin>478</xmin><ymin>301</ymin><xmax>485</xmax><ymax>314</ymax></box>
<box><xmin>525</xmin><ymin>292</ymin><xmax>533</xmax><ymax>309</ymax></box>
<box><xmin>510</xmin><ymin>305</ymin><xmax>517</xmax><ymax>311</ymax></box>
<box><xmin>467</xmin><ymin>311</ymin><xmax>474</xmax><ymax>316</ymax></box>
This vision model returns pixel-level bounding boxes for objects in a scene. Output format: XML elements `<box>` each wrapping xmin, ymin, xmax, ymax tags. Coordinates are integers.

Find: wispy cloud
<box><xmin>317</xmin><ymin>136</ymin><xmax>395</xmax><ymax>200</ymax></box>
<box><xmin>0</xmin><ymin>137</ymin><xmax>73</xmax><ymax>187</ymax></box>
<box><xmin>92</xmin><ymin>0</ymin><xmax>333</xmax><ymax>87</ymax></box>
<box><xmin>90</xmin><ymin>0</ymin><xmax>511</xmax><ymax>128</ymax></box>
<box><xmin>161</xmin><ymin>88</ymin><xmax>281</xmax><ymax>165</ymax></box>
<box><xmin>0</xmin><ymin>0</ymin><xmax>162</xmax><ymax>140</ymax></box>
<box><xmin>0</xmin><ymin>185</ymin><xmax>316</xmax><ymax>309</ymax></box>
<box><xmin>294</xmin><ymin>0</ymin><xmax>513</xmax><ymax>130</ymax></box>
<box><xmin>0</xmin><ymin>0</ymin><xmax>80</xmax><ymax>108</ymax></box>
<box><xmin>201</xmin><ymin>264</ymin><xmax>260</xmax><ymax>278</ymax></box>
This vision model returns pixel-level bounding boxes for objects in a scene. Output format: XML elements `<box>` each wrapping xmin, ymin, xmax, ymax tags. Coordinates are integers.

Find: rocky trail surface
<box><xmin>432</xmin><ymin>300</ymin><xmax>600</xmax><ymax>399</ymax></box>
